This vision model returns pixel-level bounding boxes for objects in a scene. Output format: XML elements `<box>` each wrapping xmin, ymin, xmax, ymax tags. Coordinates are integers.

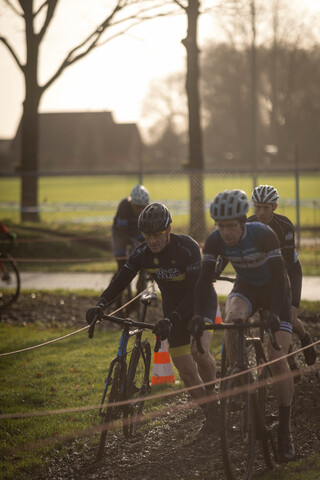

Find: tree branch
<box><xmin>41</xmin><ymin>1</ymin><xmax>176</xmax><ymax>92</ymax></box>
<box><xmin>36</xmin><ymin>0</ymin><xmax>59</xmax><ymax>42</ymax></box>
<box><xmin>172</xmin><ymin>0</ymin><xmax>187</xmax><ymax>11</ymax></box>
<box><xmin>0</xmin><ymin>36</ymin><xmax>24</xmax><ymax>71</ymax></box>
<box><xmin>33</xmin><ymin>0</ymin><xmax>50</xmax><ymax>19</ymax></box>
<box><xmin>3</xmin><ymin>0</ymin><xmax>23</xmax><ymax>16</ymax></box>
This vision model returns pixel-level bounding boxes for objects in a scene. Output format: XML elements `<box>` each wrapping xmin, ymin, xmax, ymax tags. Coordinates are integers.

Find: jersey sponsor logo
<box><xmin>187</xmin><ymin>261</ymin><xmax>201</xmax><ymax>273</ymax></box>
<box><xmin>153</xmin><ymin>257</ymin><xmax>159</xmax><ymax>265</ymax></box>
<box><xmin>225</xmin><ymin>251</ymin><xmax>269</xmax><ymax>269</ymax></box>
<box><xmin>155</xmin><ymin>267</ymin><xmax>185</xmax><ymax>281</ymax></box>
<box><xmin>203</xmin><ymin>253</ymin><xmax>218</xmax><ymax>262</ymax></box>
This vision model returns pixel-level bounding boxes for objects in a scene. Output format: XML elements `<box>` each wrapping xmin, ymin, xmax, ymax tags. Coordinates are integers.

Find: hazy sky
<box><xmin>1</xmin><ymin>0</ymin><xmax>319</xmax><ymax>141</ymax></box>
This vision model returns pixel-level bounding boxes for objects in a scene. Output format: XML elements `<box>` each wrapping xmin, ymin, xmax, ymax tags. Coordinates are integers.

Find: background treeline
<box><xmin>143</xmin><ymin>42</ymin><xmax>320</xmax><ymax>170</ymax></box>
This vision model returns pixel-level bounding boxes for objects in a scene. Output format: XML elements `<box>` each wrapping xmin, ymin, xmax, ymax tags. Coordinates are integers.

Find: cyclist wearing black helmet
<box><xmin>190</xmin><ymin>189</ymin><xmax>295</xmax><ymax>463</ymax></box>
<box><xmin>112</xmin><ymin>185</ymin><xmax>150</xmax><ymax>272</ymax></box>
<box><xmin>87</xmin><ymin>202</ymin><xmax>218</xmax><ymax>434</ymax></box>
<box><xmin>249</xmin><ymin>185</ymin><xmax>316</xmax><ymax>367</ymax></box>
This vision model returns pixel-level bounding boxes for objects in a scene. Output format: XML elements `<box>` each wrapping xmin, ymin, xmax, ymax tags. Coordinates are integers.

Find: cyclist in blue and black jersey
<box><xmin>87</xmin><ymin>203</ymin><xmax>218</xmax><ymax>433</ymax></box>
<box><xmin>190</xmin><ymin>189</ymin><xmax>295</xmax><ymax>463</ymax></box>
<box><xmin>249</xmin><ymin>184</ymin><xmax>316</xmax><ymax>367</ymax></box>
<box><xmin>112</xmin><ymin>185</ymin><xmax>150</xmax><ymax>272</ymax></box>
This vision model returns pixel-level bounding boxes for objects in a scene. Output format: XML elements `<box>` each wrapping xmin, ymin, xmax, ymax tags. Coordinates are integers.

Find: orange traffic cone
<box><xmin>151</xmin><ymin>339</ymin><xmax>175</xmax><ymax>385</ymax></box>
<box><xmin>213</xmin><ymin>283</ymin><xmax>222</xmax><ymax>324</ymax></box>
<box><xmin>215</xmin><ymin>301</ymin><xmax>222</xmax><ymax>324</ymax></box>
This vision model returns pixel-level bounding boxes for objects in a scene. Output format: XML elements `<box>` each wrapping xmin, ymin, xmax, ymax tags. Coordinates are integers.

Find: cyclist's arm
<box><xmin>193</xmin><ymin>259</ymin><xmax>217</xmax><ymax>317</ymax></box>
<box><xmin>261</xmin><ymin>228</ymin><xmax>290</xmax><ymax>315</ymax></box>
<box><xmin>193</xmin><ymin>232</ymin><xmax>220</xmax><ymax>317</ymax></box>
<box><xmin>286</xmin><ymin>259</ymin><xmax>302</xmax><ymax>308</ymax></box>
<box><xmin>267</xmin><ymin>255</ymin><xmax>290</xmax><ymax>315</ymax></box>
<box><xmin>99</xmin><ymin>265</ymin><xmax>137</xmax><ymax>304</ymax></box>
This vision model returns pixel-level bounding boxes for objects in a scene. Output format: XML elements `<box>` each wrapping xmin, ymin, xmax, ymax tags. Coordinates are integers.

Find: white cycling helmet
<box><xmin>130</xmin><ymin>185</ymin><xmax>150</xmax><ymax>206</ymax></box>
<box><xmin>251</xmin><ymin>185</ymin><xmax>279</xmax><ymax>204</ymax></box>
<box><xmin>210</xmin><ymin>190</ymin><xmax>249</xmax><ymax>221</ymax></box>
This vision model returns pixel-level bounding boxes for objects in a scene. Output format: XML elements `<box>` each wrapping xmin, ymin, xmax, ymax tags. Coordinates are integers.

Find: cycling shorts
<box><xmin>229</xmin><ymin>277</ymin><xmax>292</xmax><ymax>332</ymax></box>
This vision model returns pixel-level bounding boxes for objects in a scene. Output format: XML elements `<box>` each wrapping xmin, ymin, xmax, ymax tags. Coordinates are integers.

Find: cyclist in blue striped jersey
<box><xmin>190</xmin><ymin>189</ymin><xmax>295</xmax><ymax>463</ymax></box>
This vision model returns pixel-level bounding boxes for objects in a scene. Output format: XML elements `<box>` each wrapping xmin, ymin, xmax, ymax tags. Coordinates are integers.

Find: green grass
<box><xmin>1</xmin><ymin>173</ymin><xmax>319</xmax><ymax>227</ymax></box>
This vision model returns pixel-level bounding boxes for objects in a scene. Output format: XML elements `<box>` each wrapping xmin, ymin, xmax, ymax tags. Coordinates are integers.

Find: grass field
<box><xmin>1</xmin><ymin>172</ymin><xmax>319</xmax><ymax>228</ymax></box>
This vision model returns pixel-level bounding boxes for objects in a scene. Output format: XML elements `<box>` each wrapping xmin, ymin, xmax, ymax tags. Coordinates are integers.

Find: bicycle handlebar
<box><xmin>194</xmin><ymin>319</ymin><xmax>281</xmax><ymax>354</ymax></box>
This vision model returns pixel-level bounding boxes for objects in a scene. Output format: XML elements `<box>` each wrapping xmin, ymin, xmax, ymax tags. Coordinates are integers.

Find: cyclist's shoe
<box><xmin>278</xmin><ymin>432</ymin><xmax>295</xmax><ymax>463</ymax></box>
<box><xmin>301</xmin><ymin>332</ymin><xmax>317</xmax><ymax>366</ymax></box>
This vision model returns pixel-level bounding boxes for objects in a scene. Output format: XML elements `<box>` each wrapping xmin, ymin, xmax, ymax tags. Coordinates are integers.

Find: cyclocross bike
<box><xmin>0</xmin><ymin>233</ymin><xmax>20</xmax><ymax>310</ymax></box>
<box><xmin>88</xmin><ymin>291</ymin><xmax>159</xmax><ymax>460</ymax></box>
<box><xmin>196</xmin><ymin>310</ymin><xmax>280</xmax><ymax>480</ymax></box>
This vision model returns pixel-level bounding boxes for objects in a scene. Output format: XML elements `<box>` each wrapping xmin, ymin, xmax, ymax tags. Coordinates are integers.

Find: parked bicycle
<box><xmin>195</xmin><ymin>309</ymin><xmax>280</xmax><ymax>480</ymax></box>
<box><xmin>0</xmin><ymin>229</ymin><xmax>20</xmax><ymax>310</ymax></box>
<box><xmin>88</xmin><ymin>291</ymin><xmax>159</xmax><ymax>460</ymax></box>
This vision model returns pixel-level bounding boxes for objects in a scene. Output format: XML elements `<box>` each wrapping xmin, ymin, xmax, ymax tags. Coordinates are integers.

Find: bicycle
<box><xmin>195</xmin><ymin>310</ymin><xmax>281</xmax><ymax>480</ymax></box>
<box><xmin>88</xmin><ymin>291</ymin><xmax>159</xmax><ymax>460</ymax></box>
<box><xmin>0</xmin><ymin>233</ymin><xmax>20</xmax><ymax>310</ymax></box>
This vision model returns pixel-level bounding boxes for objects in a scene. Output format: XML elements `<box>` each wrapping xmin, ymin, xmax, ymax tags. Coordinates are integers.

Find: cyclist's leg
<box><xmin>191</xmin><ymin>329</ymin><xmax>217</xmax><ymax>386</ymax></box>
<box><xmin>170</xmin><ymin>345</ymin><xmax>206</xmax><ymax>401</ymax></box>
<box><xmin>267</xmin><ymin>326</ymin><xmax>295</xmax><ymax>463</ymax></box>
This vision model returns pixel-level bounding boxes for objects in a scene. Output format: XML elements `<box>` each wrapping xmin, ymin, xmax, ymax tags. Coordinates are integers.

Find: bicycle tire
<box><xmin>256</xmin><ymin>356</ymin><xmax>278</xmax><ymax>468</ymax></box>
<box><xmin>0</xmin><ymin>254</ymin><xmax>20</xmax><ymax>310</ymax></box>
<box><xmin>220</xmin><ymin>368</ymin><xmax>256</xmax><ymax>480</ymax></box>
<box><xmin>96</xmin><ymin>361</ymin><xmax>127</xmax><ymax>460</ymax></box>
<box><xmin>125</xmin><ymin>339</ymin><xmax>152</xmax><ymax>437</ymax></box>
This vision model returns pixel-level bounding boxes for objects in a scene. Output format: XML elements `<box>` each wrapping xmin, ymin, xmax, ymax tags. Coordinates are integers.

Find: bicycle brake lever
<box><xmin>88</xmin><ymin>315</ymin><xmax>99</xmax><ymax>339</ymax></box>
<box><xmin>267</xmin><ymin>328</ymin><xmax>281</xmax><ymax>351</ymax></box>
<box><xmin>194</xmin><ymin>334</ymin><xmax>205</xmax><ymax>355</ymax></box>
<box><xmin>154</xmin><ymin>336</ymin><xmax>161</xmax><ymax>353</ymax></box>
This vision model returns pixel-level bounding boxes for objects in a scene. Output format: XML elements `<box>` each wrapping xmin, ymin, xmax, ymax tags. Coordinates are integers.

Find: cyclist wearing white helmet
<box><xmin>112</xmin><ymin>185</ymin><xmax>150</xmax><ymax>272</ymax></box>
<box><xmin>249</xmin><ymin>185</ymin><xmax>316</xmax><ymax>367</ymax></box>
<box><xmin>190</xmin><ymin>189</ymin><xmax>295</xmax><ymax>463</ymax></box>
<box><xmin>87</xmin><ymin>203</ymin><xmax>218</xmax><ymax>435</ymax></box>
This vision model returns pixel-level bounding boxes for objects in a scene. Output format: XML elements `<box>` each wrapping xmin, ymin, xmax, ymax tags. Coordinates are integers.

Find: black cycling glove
<box><xmin>188</xmin><ymin>315</ymin><xmax>205</xmax><ymax>337</ymax></box>
<box><xmin>152</xmin><ymin>318</ymin><xmax>172</xmax><ymax>341</ymax></box>
<box><xmin>86</xmin><ymin>300</ymin><xmax>107</xmax><ymax>325</ymax></box>
<box><xmin>261</xmin><ymin>310</ymin><xmax>280</xmax><ymax>333</ymax></box>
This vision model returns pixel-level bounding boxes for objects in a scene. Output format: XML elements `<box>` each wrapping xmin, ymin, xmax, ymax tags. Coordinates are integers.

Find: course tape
<box><xmin>0</xmin><ymin>284</ymin><xmax>155</xmax><ymax>357</ymax></box>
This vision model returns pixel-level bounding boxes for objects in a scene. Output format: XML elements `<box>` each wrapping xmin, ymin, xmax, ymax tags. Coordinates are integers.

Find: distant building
<box><xmin>6</xmin><ymin>111</ymin><xmax>143</xmax><ymax>173</ymax></box>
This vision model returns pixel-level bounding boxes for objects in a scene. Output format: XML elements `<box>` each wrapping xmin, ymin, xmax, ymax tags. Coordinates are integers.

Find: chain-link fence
<box><xmin>1</xmin><ymin>168</ymin><xmax>319</xmax><ymax>245</ymax></box>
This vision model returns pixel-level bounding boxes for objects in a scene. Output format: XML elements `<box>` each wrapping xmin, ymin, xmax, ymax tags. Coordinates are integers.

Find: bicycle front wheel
<box><xmin>0</xmin><ymin>254</ymin><xmax>20</xmax><ymax>310</ymax></box>
<box><xmin>96</xmin><ymin>361</ymin><xmax>127</xmax><ymax>460</ymax></box>
<box><xmin>125</xmin><ymin>339</ymin><xmax>151</xmax><ymax>437</ymax></box>
<box><xmin>220</xmin><ymin>369</ymin><xmax>256</xmax><ymax>480</ymax></box>
<box><xmin>257</xmin><ymin>360</ymin><xmax>278</xmax><ymax>468</ymax></box>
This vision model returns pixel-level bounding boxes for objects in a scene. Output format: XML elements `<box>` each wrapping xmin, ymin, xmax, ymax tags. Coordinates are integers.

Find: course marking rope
<box><xmin>0</xmin><ymin>283</ymin><xmax>155</xmax><ymax>357</ymax></box>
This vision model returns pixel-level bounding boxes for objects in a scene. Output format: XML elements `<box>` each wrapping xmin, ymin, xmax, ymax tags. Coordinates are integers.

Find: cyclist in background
<box><xmin>249</xmin><ymin>185</ymin><xmax>316</xmax><ymax>367</ymax></box>
<box><xmin>0</xmin><ymin>221</ymin><xmax>16</xmax><ymax>245</ymax></box>
<box><xmin>112</xmin><ymin>185</ymin><xmax>150</xmax><ymax>273</ymax></box>
<box><xmin>87</xmin><ymin>203</ymin><xmax>218</xmax><ymax>433</ymax></box>
<box><xmin>190</xmin><ymin>189</ymin><xmax>295</xmax><ymax>463</ymax></box>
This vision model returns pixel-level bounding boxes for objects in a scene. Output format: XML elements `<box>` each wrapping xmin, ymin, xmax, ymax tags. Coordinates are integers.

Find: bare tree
<box><xmin>0</xmin><ymin>0</ymin><xmax>173</xmax><ymax>221</ymax></box>
<box><xmin>171</xmin><ymin>0</ymin><xmax>206</xmax><ymax>239</ymax></box>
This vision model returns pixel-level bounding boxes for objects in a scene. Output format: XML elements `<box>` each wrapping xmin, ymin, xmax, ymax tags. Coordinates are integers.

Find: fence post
<box><xmin>295</xmin><ymin>146</ymin><xmax>301</xmax><ymax>249</ymax></box>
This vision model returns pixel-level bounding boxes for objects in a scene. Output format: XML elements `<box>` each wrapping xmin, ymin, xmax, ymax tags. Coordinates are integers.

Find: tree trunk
<box><xmin>183</xmin><ymin>0</ymin><xmax>206</xmax><ymax>241</ymax></box>
<box><xmin>20</xmin><ymin>93</ymin><xmax>41</xmax><ymax>222</ymax></box>
<box><xmin>20</xmin><ymin>3</ymin><xmax>41</xmax><ymax>222</ymax></box>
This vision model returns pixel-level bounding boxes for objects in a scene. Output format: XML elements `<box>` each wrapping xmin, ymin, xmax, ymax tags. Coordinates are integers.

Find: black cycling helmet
<box><xmin>138</xmin><ymin>202</ymin><xmax>172</xmax><ymax>234</ymax></box>
<box><xmin>252</xmin><ymin>185</ymin><xmax>279</xmax><ymax>204</ymax></box>
<box><xmin>210</xmin><ymin>190</ymin><xmax>249</xmax><ymax>221</ymax></box>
